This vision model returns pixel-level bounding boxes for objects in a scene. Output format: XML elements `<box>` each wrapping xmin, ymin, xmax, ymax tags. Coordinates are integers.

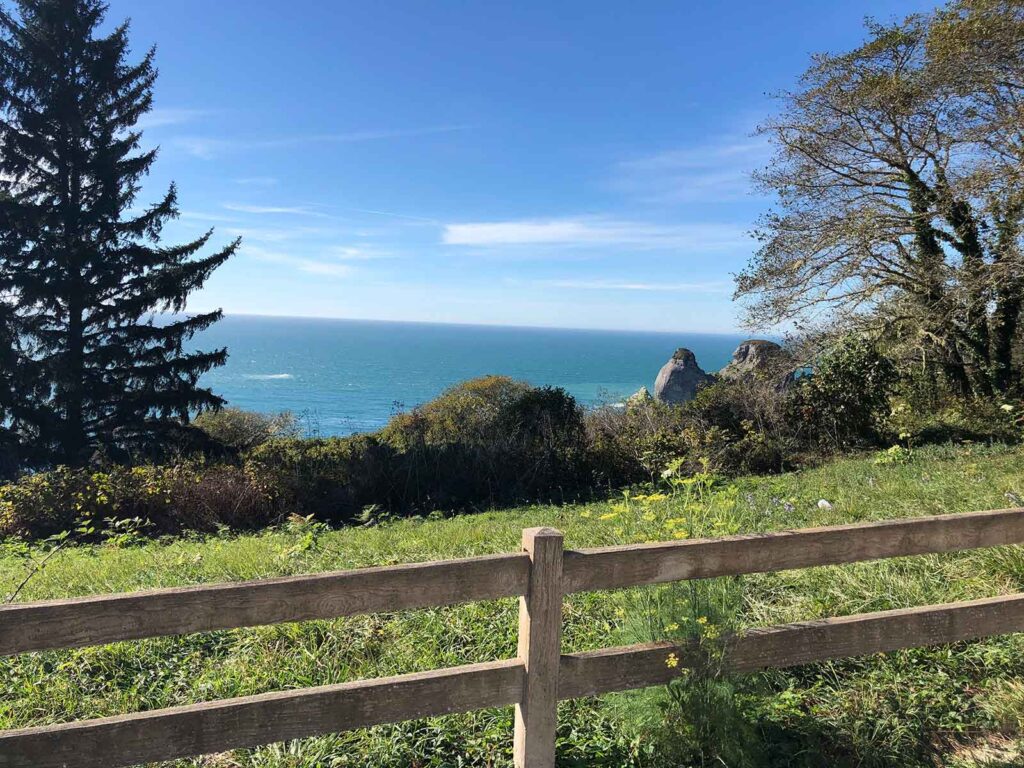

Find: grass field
<box><xmin>4</xmin><ymin>442</ymin><xmax>1024</xmax><ymax>766</ymax></box>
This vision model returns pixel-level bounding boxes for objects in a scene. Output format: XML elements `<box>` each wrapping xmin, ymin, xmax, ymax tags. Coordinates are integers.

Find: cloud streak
<box><xmin>443</xmin><ymin>217</ymin><xmax>749</xmax><ymax>252</ymax></box>
<box><xmin>530</xmin><ymin>278</ymin><xmax>733</xmax><ymax>293</ymax></box>
<box><xmin>243</xmin><ymin>244</ymin><xmax>353</xmax><ymax>279</ymax></box>
<box><xmin>613</xmin><ymin>134</ymin><xmax>771</xmax><ymax>204</ymax></box>
<box><xmin>223</xmin><ymin>203</ymin><xmax>330</xmax><ymax>218</ymax></box>
<box><xmin>173</xmin><ymin>125</ymin><xmax>468</xmax><ymax>159</ymax></box>
<box><xmin>137</xmin><ymin>108</ymin><xmax>211</xmax><ymax>131</ymax></box>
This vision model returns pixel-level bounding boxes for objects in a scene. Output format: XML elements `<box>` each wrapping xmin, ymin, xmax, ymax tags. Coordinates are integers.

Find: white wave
<box><xmin>243</xmin><ymin>373</ymin><xmax>295</xmax><ymax>380</ymax></box>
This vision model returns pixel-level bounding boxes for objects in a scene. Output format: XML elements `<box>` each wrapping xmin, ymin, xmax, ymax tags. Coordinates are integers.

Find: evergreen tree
<box><xmin>0</xmin><ymin>0</ymin><xmax>238</xmax><ymax>466</ymax></box>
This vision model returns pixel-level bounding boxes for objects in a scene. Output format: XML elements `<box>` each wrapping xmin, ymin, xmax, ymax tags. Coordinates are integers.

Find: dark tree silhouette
<box><xmin>0</xmin><ymin>0</ymin><xmax>237</xmax><ymax>465</ymax></box>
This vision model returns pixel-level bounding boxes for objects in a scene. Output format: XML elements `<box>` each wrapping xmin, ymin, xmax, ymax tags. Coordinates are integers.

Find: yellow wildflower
<box><xmin>599</xmin><ymin>512</ymin><xmax>619</xmax><ymax>521</ymax></box>
<box><xmin>665</xmin><ymin>653</ymin><xmax>679</xmax><ymax>668</ymax></box>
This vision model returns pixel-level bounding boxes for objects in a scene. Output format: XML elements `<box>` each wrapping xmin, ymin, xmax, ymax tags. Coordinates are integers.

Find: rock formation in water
<box><xmin>718</xmin><ymin>339</ymin><xmax>795</xmax><ymax>388</ymax></box>
<box><xmin>654</xmin><ymin>348</ymin><xmax>713</xmax><ymax>404</ymax></box>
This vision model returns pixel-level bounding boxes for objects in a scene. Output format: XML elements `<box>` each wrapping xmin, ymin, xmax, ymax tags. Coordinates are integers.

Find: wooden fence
<box><xmin>4</xmin><ymin>507</ymin><xmax>1024</xmax><ymax>767</ymax></box>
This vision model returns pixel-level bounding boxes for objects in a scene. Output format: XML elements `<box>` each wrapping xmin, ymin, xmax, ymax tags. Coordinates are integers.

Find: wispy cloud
<box><xmin>348</xmin><ymin>208</ymin><xmax>441</xmax><ymax>225</ymax></box>
<box><xmin>234</xmin><ymin>176</ymin><xmax>279</xmax><ymax>187</ymax></box>
<box><xmin>529</xmin><ymin>278</ymin><xmax>733</xmax><ymax>293</ymax></box>
<box><xmin>331</xmin><ymin>245</ymin><xmax>396</xmax><ymax>260</ymax></box>
<box><xmin>137</xmin><ymin>108</ymin><xmax>211</xmax><ymax>131</ymax></box>
<box><xmin>243</xmin><ymin>244</ymin><xmax>353</xmax><ymax>279</ymax></box>
<box><xmin>613</xmin><ymin>134</ymin><xmax>770</xmax><ymax>204</ymax></box>
<box><xmin>443</xmin><ymin>216</ymin><xmax>748</xmax><ymax>252</ymax></box>
<box><xmin>294</xmin><ymin>260</ymin><xmax>353</xmax><ymax>278</ymax></box>
<box><xmin>180</xmin><ymin>210</ymin><xmax>241</xmax><ymax>224</ymax></box>
<box><xmin>173</xmin><ymin>125</ymin><xmax>468</xmax><ymax>159</ymax></box>
<box><xmin>223</xmin><ymin>203</ymin><xmax>330</xmax><ymax>218</ymax></box>
<box><xmin>222</xmin><ymin>225</ymin><xmax>328</xmax><ymax>243</ymax></box>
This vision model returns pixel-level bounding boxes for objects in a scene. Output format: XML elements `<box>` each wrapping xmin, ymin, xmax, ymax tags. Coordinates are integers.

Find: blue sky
<box><xmin>113</xmin><ymin>0</ymin><xmax>936</xmax><ymax>333</ymax></box>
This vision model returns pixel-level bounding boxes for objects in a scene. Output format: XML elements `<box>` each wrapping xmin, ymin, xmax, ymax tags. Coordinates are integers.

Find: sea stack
<box><xmin>654</xmin><ymin>348</ymin><xmax>713</xmax><ymax>405</ymax></box>
<box><xmin>718</xmin><ymin>339</ymin><xmax>794</xmax><ymax>387</ymax></box>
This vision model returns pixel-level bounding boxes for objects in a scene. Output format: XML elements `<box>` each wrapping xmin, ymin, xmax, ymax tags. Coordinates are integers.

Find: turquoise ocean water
<box><xmin>194</xmin><ymin>316</ymin><xmax>748</xmax><ymax>436</ymax></box>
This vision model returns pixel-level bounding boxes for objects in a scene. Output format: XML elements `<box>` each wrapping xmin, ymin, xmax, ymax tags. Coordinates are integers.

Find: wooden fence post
<box><xmin>513</xmin><ymin>527</ymin><xmax>564</xmax><ymax>768</ymax></box>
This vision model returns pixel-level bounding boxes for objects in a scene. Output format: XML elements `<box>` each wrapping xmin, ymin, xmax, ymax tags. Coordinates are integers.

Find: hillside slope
<box><xmin>3</xmin><ymin>443</ymin><xmax>1024</xmax><ymax>766</ymax></box>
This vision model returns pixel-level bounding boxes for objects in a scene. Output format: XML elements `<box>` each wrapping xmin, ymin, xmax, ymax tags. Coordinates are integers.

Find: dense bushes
<box><xmin>787</xmin><ymin>336</ymin><xmax>898</xmax><ymax>449</ymax></box>
<box><xmin>253</xmin><ymin>376</ymin><xmax>589</xmax><ymax>523</ymax></box>
<box><xmin>247</xmin><ymin>434</ymin><xmax>395</xmax><ymax>523</ymax></box>
<box><xmin>0</xmin><ymin>464</ymin><xmax>276</xmax><ymax>540</ymax></box>
<box><xmin>3</xmin><ymin>338</ymin><xmax>1022</xmax><ymax>542</ymax></box>
<box><xmin>192</xmin><ymin>408</ymin><xmax>299</xmax><ymax>454</ymax></box>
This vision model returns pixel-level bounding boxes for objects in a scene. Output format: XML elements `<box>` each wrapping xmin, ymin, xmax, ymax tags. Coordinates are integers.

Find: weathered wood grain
<box><xmin>563</xmin><ymin>507</ymin><xmax>1024</xmax><ymax>593</ymax></box>
<box><xmin>556</xmin><ymin>593</ymin><xmax>1024</xmax><ymax>697</ymax></box>
<box><xmin>0</xmin><ymin>552</ymin><xmax>531</xmax><ymax>656</ymax></box>
<box><xmin>513</xmin><ymin>528</ymin><xmax>564</xmax><ymax>768</ymax></box>
<box><xmin>558</xmin><ymin>642</ymin><xmax>685</xmax><ymax>699</ymax></box>
<box><xmin>0</xmin><ymin>659</ymin><xmax>525</xmax><ymax>768</ymax></box>
<box><xmin>728</xmin><ymin>592</ymin><xmax>1024</xmax><ymax>671</ymax></box>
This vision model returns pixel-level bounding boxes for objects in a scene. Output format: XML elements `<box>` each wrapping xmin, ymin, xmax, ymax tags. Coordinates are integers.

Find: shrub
<box><xmin>0</xmin><ymin>464</ymin><xmax>277</xmax><ymax>541</ymax></box>
<box><xmin>788</xmin><ymin>336</ymin><xmax>897</xmax><ymax>450</ymax></box>
<box><xmin>193</xmin><ymin>407</ymin><xmax>299</xmax><ymax>454</ymax></box>
<box><xmin>246</xmin><ymin>434</ymin><xmax>395</xmax><ymax>524</ymax></box>
<box><xmin>680</xmin><ymin>379</ymin><xmax>796</xmax><ymax>475</ymax></box>
<box><xmin>585</xmin><ymin>399</ymin><xmax>690</xmax><ymax>485</ymax></box>
<box><xmin>380</xmin><ymin>377</ymin><xmax>589</xmax><ymax>509</ymax></box>
<box><xmin>587</xmin><ymin>377</ymin><xmax>798</xmax><ymax>484</ymax></box>
<box><xmin>247</xmin><ymin>377</ymin><xmax>590</xmax><ymax>523</ymax></box>
<box><xmin>380</xmin><ymin>375</ymin><xmax>533</xmax><ymax>448</ymax></box>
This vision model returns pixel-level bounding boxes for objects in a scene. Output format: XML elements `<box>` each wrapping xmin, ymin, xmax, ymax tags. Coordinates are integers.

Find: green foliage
<box><xmin>380</xmin><ymin>375</ymin><xmax>533</xmax><ymax>448</ymax></box>
<box><xmin>874</xmin><ymin>445</ymin><xmax>913</xmax><ymax>466</ymax></box>
<box><xmin>888</xmin><ymin>391</ymin><xmax>1024</xmax><ymax>447</ymax></box>
<box><xmin>585</xmin><ymin>398</ymin><xmax>691</xmax><ymax>485</ymax></box>
<box><xmin>248</xmin><ymin>377</ymin><xmax>590</xmax><ymax>524</ymax></box>
<box><xmin>193</xmin><ymin>408</ymin><xmax>299</xmax><ymax>454</ymax></box>
<box><xmin>0</xmin><ymin>464</ymin><xmax>275</xmax><ymax>540</ymax></box>
<box><xmin>681</xmin><ymin>381</ymin><xmax>796</xmax><ymax>475</ymax></box>
<box><xmin>246</xmin><ymin>434</ymin><xmax>395</xmax><ymax>524</ymax></box>
<box><xmin>628</xmin><ymin>471</ymin><xmax>764</xmax><ymax>767</ymax></box>
<box><xmin>788</xmin><ymin>336</ymin><xmax>898</xmax><ymax>449</ymax></box>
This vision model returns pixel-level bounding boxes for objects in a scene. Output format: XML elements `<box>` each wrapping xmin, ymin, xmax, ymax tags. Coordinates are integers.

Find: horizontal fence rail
<box><xmin>0</xmin><ymin>552</ymin><xmax>531</xmax><ymax>656</ymax></box>
<box><xmin>3</xmin><ymin>508</ymin><xmax>1024</xmax><ymax>767</ymax></box>
<box><xmin>561</xmin><ymin>506</ymin><xmax>1024</xmax><ymax>592</ymax></box>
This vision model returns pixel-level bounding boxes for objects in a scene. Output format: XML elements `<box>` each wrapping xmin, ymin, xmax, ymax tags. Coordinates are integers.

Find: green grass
<box><xmin>5</xmin><ymin>442</ymin><xmax>1024</xmax><ymax>766</ymax></box>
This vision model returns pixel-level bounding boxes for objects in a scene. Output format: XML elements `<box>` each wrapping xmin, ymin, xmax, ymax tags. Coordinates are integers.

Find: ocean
<box><xmin>194</xmin><ymin>315</ymin><xmax>748</xmax><ymax>436</ymax></box>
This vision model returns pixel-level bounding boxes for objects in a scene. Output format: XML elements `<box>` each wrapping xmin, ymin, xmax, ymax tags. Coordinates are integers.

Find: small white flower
<box><xmin>1001</xmin><ymin>404</ymin><xmax>1015</xmax><ymax>412</ymax></box>
<box><xmin>817</xmin><ymin>499</ymin><xmax>834</xmax><ymax>511</ymax></box>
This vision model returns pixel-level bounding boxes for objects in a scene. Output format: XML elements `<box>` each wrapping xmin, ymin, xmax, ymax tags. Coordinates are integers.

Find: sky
<box><xmin>107</xmin><ymin>0</ymin><xmax>937</xmax><ymax>334</ymax></box>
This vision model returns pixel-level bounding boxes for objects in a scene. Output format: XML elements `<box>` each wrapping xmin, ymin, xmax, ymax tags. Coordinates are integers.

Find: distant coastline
<box><xmin>193</xmin><ymin>315</ymin><xmax>749</xmax><ymax>436</ymax></box>
<box><xmin>191</xmin><ymin>311</ymin><xmax>748</xmax><ymax>339</ymax></box>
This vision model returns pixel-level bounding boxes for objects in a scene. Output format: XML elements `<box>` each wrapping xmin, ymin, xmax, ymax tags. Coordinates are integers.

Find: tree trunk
<box><xmin>991</xmin><ymin>210</ymin><xmax>1024</xmax><ymax>394</ymax></box>
<box><xmin>943</xmin><ymin>197</ymin><xmax>993</xmax><ymax>396</ymax></box>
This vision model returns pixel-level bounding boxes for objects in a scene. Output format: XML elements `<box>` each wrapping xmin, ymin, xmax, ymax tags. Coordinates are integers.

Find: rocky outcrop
<box><xmin>654</xmin><ymin>348</ymin><xmax>713</xmax><ymax>405</ymax></box>
<box><xmin>719</xmin><ymin>339</ymin><xmax>794</xmax><ymax>388</ymax></box>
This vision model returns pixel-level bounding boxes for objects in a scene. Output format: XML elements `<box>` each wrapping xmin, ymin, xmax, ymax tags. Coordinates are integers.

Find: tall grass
<box><xmin>3</xmin><ymin>443</ymin><xmax>1024</xmax><ymax>765</ymax></box>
